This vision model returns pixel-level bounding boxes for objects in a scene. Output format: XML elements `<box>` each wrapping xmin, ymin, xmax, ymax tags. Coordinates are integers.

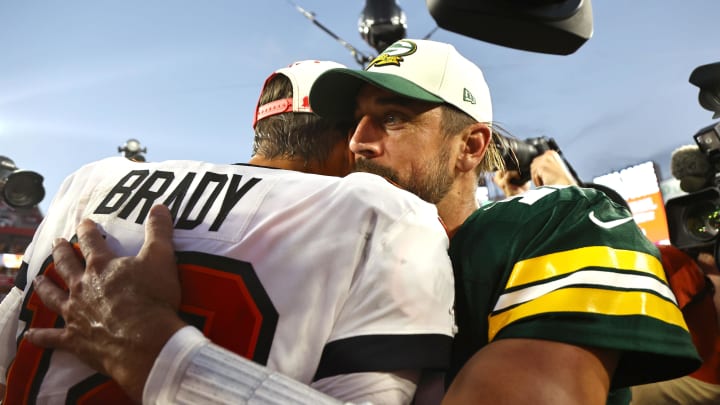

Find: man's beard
<box><xmin>354</xmin><ymin>150</ymin><xmax>453</xmax><ymax>204</ymax></box>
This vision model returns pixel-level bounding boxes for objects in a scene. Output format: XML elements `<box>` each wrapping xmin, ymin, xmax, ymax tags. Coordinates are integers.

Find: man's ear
<box><xmin>457</xmin><ymin>122</ymin><xmax>491</xmax><ymax>173</ymax></box>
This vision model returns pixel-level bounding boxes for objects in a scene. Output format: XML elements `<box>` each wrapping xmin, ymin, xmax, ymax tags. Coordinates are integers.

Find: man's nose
<box><xmin>349</xmin><ymin>116</ymin><xmax>382</xmax><ymax>159</ymax></box>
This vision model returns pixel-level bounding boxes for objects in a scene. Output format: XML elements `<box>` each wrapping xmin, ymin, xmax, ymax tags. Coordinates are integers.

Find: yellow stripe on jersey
<box><xmin>506</xmin><ymin>246</ymin><xmax>667</xmax><ymax>289</ymax></box>
<box><xmin>487</xmin><ymin>287</ymin><xmax>689</xmax><ymax>341</ymax></box>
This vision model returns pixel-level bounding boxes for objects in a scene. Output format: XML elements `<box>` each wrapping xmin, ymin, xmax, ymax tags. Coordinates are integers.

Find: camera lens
<box><xmin>3</xmin><ymin>170</ymin><xmax>45</xmax><ymax>208</ymax></box>
<box><xmin>685</xmin><ymin>201</ymin><xmax>720</xmax><ymax>242</ymax></box>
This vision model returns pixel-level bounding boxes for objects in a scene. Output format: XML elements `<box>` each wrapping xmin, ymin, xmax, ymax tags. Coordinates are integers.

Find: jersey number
<box><xmin>4</xmin><ymin>249</ymin><xmax>278</xmax><ymax>404</ymax></box>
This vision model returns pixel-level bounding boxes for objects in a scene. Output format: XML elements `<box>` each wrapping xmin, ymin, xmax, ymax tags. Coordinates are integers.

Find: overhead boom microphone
<box><xmin>285</xmin><ymin>0</ymin><xmax>373</xmax><ymax>66</ymax></box>
<box><xmin>426</xmin><ymin>0</ymin><xmax>593</xmax><ymax>55</ymax></box>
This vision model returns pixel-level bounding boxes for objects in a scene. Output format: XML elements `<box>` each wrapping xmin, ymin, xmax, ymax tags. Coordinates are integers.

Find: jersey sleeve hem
<box><xmin>494</xmin><ymin>314</ymin><xmax>702</xmax><ymax>389</ymax></box>
<box><xmin>313</xmin><ymin>333</ymin><xmax>453</xmax><ymax>381</ymax></box>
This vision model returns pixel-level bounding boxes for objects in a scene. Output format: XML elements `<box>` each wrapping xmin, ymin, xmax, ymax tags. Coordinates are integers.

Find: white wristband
<box><xmin>144</xmin><ymin>326</ymin><xmax>351</xmax><ymax>405</ymax></box>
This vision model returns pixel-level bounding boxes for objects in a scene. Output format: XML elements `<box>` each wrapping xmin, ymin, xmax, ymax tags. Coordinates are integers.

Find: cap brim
<box><xmin>310</xmin><ymin>68</ymin><xmax>445</xmax><ymax>120</ymax></box>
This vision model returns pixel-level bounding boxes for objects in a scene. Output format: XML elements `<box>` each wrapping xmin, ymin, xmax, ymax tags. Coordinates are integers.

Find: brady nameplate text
<box><xmin>93</xmin><ymin>167</ymin><xmax>262</xmax><ymax>232</ymax></box>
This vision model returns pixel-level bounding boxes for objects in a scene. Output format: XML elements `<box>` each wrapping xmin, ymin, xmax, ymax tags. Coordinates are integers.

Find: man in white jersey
<box><xmin>0</xmin><ymin>60</ymin><xmax>455</xmax><ymax>404</ymax></box>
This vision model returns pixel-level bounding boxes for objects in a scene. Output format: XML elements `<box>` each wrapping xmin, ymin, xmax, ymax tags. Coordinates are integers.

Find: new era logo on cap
<box><xmin>463</xmin><ymin>88</ymin><xmax>476</xmax><ymax>104</ymax></box>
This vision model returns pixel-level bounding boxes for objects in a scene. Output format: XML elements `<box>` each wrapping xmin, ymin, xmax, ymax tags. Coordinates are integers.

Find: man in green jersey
<box><xmin>309</xmin><ymin>38</ymin><xmax>700</xmax><ymax>404</ymax></box>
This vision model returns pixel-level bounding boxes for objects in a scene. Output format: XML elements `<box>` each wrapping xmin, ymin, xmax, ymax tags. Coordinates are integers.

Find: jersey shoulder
<box><xmin>339</xmin><ymin>172</ymin><xmax>441</xmax><ymax>221</ymax></box>
<box><xmin>456</xmin><ymin>185</ymin><xmax>646</xmax><ymax>259</ymax></box>
<box><xmin>475</xmin><ymin>185</ymin><xmax>620</xmax><ymax>224</ymax></box>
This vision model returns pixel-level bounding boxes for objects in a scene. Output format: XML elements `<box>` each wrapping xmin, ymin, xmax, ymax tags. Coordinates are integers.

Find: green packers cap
<box><xmin>309</xmin><ymin>39</ymin><xmax>492</xmax><ymax>123</ymax></box>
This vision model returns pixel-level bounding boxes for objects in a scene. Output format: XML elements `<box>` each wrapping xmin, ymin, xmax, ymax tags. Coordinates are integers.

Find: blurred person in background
<box><xmin>492</xmin><ymin>149</ymin><xmax>573</xmax><ymax>197</ymax></box>
<box><xmin>629</xmin><ymin>245</ymin><xmax>720</xmax><ymax>404</ymax></box>
<box><xmin>491</xmin><ymin>147</ymin><xmax>631</xmax><ymax>210</ymax></box>
<box><xmin>491</xmin><ymin>169</ymin><xmax>530</xmax><ymax>198</ymax></box>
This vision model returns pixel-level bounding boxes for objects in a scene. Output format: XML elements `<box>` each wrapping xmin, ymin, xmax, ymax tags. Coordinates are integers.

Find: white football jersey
<box><xmin>0</xmin><ymin>157</ymin><xmax>455</xmax><ymax>404</ymax></box>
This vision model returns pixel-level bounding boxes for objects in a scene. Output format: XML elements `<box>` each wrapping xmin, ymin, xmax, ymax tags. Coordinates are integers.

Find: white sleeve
<box><xmin>311</xmin><ymin>372</ymin><xmax>418</xmax><ymax>405</ymax></box>
<box><xmin>0</xmin><ymin>286</ymin><xmax>23</xmax><ymax>377</ymax></box>
<box><xmin>144</xmin><ymin>326</ymin><xmax>349</xmax><ymax>405</ymax></box>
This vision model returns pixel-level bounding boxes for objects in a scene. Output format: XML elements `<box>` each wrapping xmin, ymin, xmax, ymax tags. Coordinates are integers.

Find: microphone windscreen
<box><xmin>671</xmin><ymin>145</ymin><xmax>710</xmax><ymax>192</ymax></box>
<box><xmin>680</xmin><ymin>176</ymin><xmax>710</xmax><ymax>193</ymax></box>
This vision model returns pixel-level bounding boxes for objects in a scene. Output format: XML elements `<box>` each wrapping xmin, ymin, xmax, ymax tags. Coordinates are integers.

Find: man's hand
<box><xmin>25</xmin><ymin>204</ymin><xmax>187</xmax><ymax>402</ymax></box>
<box><xmin>530</xmin><ymin>150</ymin><xmax>577</xmax><ymax>187</ymax></box>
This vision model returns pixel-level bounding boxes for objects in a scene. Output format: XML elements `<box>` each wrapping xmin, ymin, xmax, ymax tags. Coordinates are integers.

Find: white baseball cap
<box><xmin>253</xmin><ymin>60</ymin><xmax>347</xmax><ymax>128</ymax></box>
<box><xmin>309</xmin><ymin>39</ymin><xmax>492</xmax><ymax>124</ymax></box>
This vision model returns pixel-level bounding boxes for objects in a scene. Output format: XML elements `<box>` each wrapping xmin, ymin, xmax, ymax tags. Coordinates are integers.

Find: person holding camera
<box><xmin>492</xmin><ymin>169</ymin><xmax>531</xmax><ymax>198</ymax></box>
<box><xmin>492</xmin><ymin>149</ymin><xmax>578</xmax><ymax>196</ymax></box>
<box><xmin>492</xmin><ymin>146</ymin><xmax>632</xmax><ymax>213</ymax></box>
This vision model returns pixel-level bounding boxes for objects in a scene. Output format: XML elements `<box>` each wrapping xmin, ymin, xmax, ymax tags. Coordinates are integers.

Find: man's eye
<box><xmin>383</xmin><ymin>113</ymin><xmax>402</xmax><ymax>125</ymax></box>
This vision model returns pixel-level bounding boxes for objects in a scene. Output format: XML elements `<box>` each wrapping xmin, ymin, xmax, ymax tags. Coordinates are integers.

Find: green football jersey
<box><xmin>448</xmin><ymin>185</ymin><xmax>700</xmax><ymax>389</ymax></box>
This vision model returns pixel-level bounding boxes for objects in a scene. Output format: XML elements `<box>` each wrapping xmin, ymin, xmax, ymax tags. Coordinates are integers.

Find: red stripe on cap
<box><xmin>255</xmin><ymin>98</ymin><xmax>294</xmax><ymax>124</ymax></box>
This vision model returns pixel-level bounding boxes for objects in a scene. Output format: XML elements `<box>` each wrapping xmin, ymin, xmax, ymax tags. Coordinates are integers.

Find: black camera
<box><xmin>494</xmin><ymin>135</ymin><xmax>561</xmax><ymax>185</ymax></box>
<box><xmin>666</xmin><ymin>123</ymin><xmax>720</xmax><ymax>255</ymax></box>
<box><xmin>665</xmin><ymin>63</ymin><xmax>720</xmax><ymax>262</ymax></box>
<box><xmin>118</xmin><ymin>138</ymin><xmax>147</xmax><ymax>162</ymax></box>
<box><xmin>358</xmin><ymin>0</ymin><xmax>407</xmax><ymax>54</ymax></box>
<box><xmin>0</xmin><ymin>156</ymin><xmax>45</xmax><ymax>209</ymax></box>
<box><xmin>690</xmin><ymin>62</ymin><xmax>720</xmax><ymax>120</ymax></box>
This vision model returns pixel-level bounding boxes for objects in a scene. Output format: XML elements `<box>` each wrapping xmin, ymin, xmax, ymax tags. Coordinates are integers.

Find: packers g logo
<box><xmin>366</xmin><ymin>40</ymin><xmax>417</xmax><ymax>69</ymax></box>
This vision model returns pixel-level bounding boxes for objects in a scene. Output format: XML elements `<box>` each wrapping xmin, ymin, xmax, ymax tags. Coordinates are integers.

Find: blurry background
<box><xmin>1</xmin><ymin>1</ymin><xmax>718</xmax><ymax>215</ymax></box>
